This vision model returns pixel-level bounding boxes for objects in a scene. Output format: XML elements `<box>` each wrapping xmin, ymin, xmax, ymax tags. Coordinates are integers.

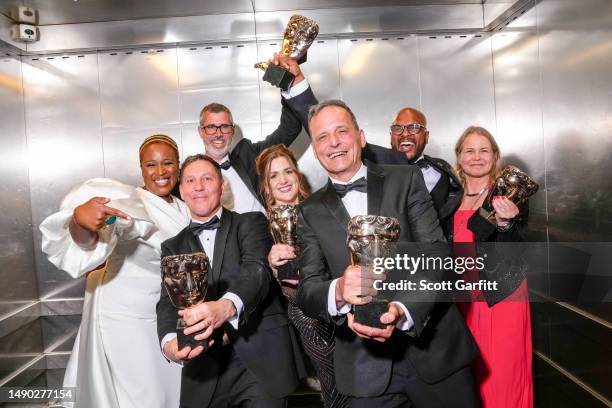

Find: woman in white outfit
<box><xmin>40</xmin><ymin>135</ymin><xmax>190</xmax><ymax>408</ymax></box>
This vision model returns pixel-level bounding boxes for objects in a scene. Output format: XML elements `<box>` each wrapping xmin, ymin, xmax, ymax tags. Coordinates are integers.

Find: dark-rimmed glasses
<box><xmin>390</xmin><ymin>123</ymin><xmax>426</xmax><ymax>135</ymax></box>
<box><xmin>199</xmin><ymin>124</ymin><xmax>234</xmax><ymax>135</ymax></box>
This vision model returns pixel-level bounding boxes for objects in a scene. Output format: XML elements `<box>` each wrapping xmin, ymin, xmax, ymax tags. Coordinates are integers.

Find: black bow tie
<box><xmin>190</xmin><ymin>216</ymin><xmax>221</xmax><ymax>235</ymax></box>
<box><xmin>414</xmin><ymin>159</ymin><xmax>429</xmax><ymax>169</ymax></box>
<box><xmin>219</xmin><ymin>160</ymin><xmax>231</xmax><ymax>170</ymax></box>
<box><xmin>333</xmin><ymin>177</ymin><xmax>367</xmax><ymax>198</ymax></box>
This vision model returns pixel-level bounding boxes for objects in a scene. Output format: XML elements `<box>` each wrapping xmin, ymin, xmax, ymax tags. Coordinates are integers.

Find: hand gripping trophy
<box><xmin>268</xmin><ymin>204</ymin><xmax>299</xmax><ymax>280</ymax></box>
<box><xmin>347</xmin><ymin>215</ymin><xmax>400</xmax><ymax>328</ymax></box>
<box><xmin>478</xmin><ymin>165</ymin><xmax>539</xmax><ymax>224</ymax></box>
<box><xmin>161</xmin><ymin>252</ymin><xmax>210</xmax><ymax>349</ymax></box>
<box><xmin>254</xmin><ymin>15</ymin><xmax>319</xmax><ymax>90</ymax></box>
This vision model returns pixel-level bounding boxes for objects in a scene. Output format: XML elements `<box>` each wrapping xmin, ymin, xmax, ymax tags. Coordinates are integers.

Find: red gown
<box><xmin>454</xmin><ymin>210</ymin><xmax>533</xmax><ymax>408</ymax></box>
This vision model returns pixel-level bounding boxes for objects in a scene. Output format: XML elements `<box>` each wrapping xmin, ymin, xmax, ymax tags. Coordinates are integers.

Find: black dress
<box><xmin>280</xmin><ymin>271</ymin><xmax>348</xmax><ymax>408</ymax></box>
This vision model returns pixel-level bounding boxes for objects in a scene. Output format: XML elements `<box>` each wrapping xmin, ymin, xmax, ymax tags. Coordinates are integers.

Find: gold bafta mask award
<box><xmin>347</xmin><ymin>215</ymin><xmax>400</xmax><ymax>328</ymax></box>
<box><xmin>254</xmin><ymin>14</ymin><xmax>319</xmax><ymax>91</ymax></box>
<box><xmin>268</xmin><ymin>204</ymin><xmax>299</xmax><ymax>280</ymax></box>
<box><xmin>479</xmin><ymin>165</ymin><xmax>539</xmax><ymax>224</ymax></box>
<box><xmin>161</xmin><ymin>252</ymin><xmax>210</xmax><ymax>349</ymax></box>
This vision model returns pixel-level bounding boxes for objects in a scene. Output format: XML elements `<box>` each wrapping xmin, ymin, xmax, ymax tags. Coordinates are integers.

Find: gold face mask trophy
<box><xmin>478</xmin><ymin>165</ymin><xmax>539</xmax><ymax>224</ymax></box>
<box><xmin>347</xmin><ymin>215</ymin><xmax>400</xmax><ymax>328</ymax></box>
<box><xmin>268</xmin><ymin>204</ymin><xmax>299</xmax><ymax>280</ymax></box>
<box><xmin>161</xmin><ymin>252</ymin><xmax>210</xmax><ymax>349</ymax></box>
<box><xmin>254</xmin><ymin>15</ymin><xmax>319</xmax><ymax>91</ymax></box>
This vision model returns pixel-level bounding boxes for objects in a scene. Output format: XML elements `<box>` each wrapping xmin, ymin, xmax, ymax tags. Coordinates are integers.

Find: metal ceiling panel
<box><xmin>253</xmin><ymin>0</ymin><xmax>483</xmax><ymax>12</ymax></box>
<box><xmin>255</xmin><ymin>5</ymin><xmax>485</xmax><ymax>39</ymax></box>
<box><xmin>27</xmin><ymin>13</ymin><xmax>256</xmax><ymax>54</ymax></box>
<box><xmin>0</xmin><ymin>0</ymin><xmax>254</xmax><ymax>25</ymax></box>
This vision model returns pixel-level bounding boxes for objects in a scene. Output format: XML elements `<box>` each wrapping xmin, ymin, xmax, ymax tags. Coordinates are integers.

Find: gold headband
<box><xmin>139</xmin><ymin>134</ymin><xmax>179</xmax><ymax>157</ymax></box>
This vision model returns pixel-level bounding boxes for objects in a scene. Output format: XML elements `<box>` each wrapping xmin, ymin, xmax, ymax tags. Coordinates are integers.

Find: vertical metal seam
<box><xmin>174</xmin><ymin>47</ymin><xmax>183</xmax><ymax>159</ymax></box>
<box><xmin>489</xmin><ymin>33</ymin><xmax>498</xmax><ymax>136</ymax></box>
<box><xmin>415</xmin><ymin>36</ymin><xmax>423</xmax><ymax>111</ymax></box>
<box><xmin>252</xmin><ymin>2</ymin><xmax>264</xmax><ymax>142</ymax></box>
<box><xmin>95</xmin><ymin>53</ymin><xmax>106</xmax><ymax>177</ymax></box>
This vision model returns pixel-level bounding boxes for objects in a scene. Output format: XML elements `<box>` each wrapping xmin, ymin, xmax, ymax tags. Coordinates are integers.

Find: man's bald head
<box><xmin>390</xmin><ymin>107</ymin><xmax>430</xmax><ymax>161</ymax></box>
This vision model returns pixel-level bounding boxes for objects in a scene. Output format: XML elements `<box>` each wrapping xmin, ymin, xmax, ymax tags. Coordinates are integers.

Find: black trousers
<box><xmin>208</xmin><ymin>349</ymin><xmax>286</xmax><ymax>408</ymax></box>
<box><xmin>348</xmin><ymin>357</ymin><xmax>479</xmax><ymax>408</ymax></box>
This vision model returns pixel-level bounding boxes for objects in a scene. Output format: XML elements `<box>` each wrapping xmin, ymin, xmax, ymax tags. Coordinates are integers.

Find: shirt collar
<box><xmin>329</xmin><ymin>163</ymin><xmax>367</xmax><ymax>185</ymax></box>
<box><xmin>191</xmin><ymin>206</ymin><xmax>223</xmax><ymax>224</ymax></box>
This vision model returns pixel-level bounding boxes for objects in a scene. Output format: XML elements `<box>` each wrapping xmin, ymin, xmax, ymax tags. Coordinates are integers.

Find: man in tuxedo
<box><xmin>156</xmin><ymin>154</ymin><xmax>304</xmax><ymax>408</ymax></box>
<box><xmin>361</xmin><ymin>108</ymin><xmax>462</xmax><ymax>235</ymax></box>
<box><xmin>296</xmin><ymin>100</ymin><xmax>478</xmax><ymax>407</ymax></box>
<box><xmin>197</xmin><ymin>53</ymin><xmax>317</xmax><ymax>214</ymax></box>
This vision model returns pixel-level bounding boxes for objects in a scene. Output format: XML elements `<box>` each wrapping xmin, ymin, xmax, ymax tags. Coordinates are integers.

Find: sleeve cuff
<box><xmin>281</xmin><ymin>79</ymin><xmax>309</xmax><ymax>99</ymax></box>
<box><xmin>161</xmin><ymin>333</ymin><xmax>182</xmax><ymax>365</ymax></box>
<box><xmin>390</xmin><ymin>301</ymin><xmax>414</xmax><ymax>332</ymax></box>
<box><xmin>221</xmin><ymin>292</ymin><xmax>243</xmax><ymax>330</ymax></box>
<box><xmin>328</xmin><ymin>278</ymin><xmax>352</xmax><ymax>316</ymax></box>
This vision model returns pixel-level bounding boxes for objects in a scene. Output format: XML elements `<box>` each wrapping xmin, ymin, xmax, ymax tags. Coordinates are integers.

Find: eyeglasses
<box><xmin>199</xmin><ymin>124</ymin><xmax>234</xmax><ymax>135</ymax></box>
<box><xmin>390</xmin><ymin>123</ymin><xmax>426</xmax><ymax>135</ymax></box>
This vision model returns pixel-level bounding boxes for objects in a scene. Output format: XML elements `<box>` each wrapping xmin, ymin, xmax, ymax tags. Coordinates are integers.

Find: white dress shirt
<box><xmin>161</xmin><ymin>207</ymin><xmax>243</xmax><ymax>358</ymax></box>
<box><xmin>326</xmin><ymin>164</ymin><xmax>414</xmax><ymax>331</ymax></box>
<box><xmin>218</xmin><ymin>156</ymin><xmax>266</xmax><ymax>215</ymax></box>
<box><xmin>415</xmin><ymin>155</ymin><xmax>442</xmax><ymax>193</ymax></box>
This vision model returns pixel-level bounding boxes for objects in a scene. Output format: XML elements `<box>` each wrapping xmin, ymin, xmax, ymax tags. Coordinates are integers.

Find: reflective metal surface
<box><xmin>0</xmin><ymin>56</ymin><xmax>37</xmax><ymax>315</ymax></box>
<box><xmin>28</xmin><ymin>13</ymin><xmax>256</xmax><ymax>54</ymax></box>
<box><xmin>418</xmin><ymin>34</ymin><xmax>497</xmax><ymax>164</ymax></box>
<box><xmin>0</xmin><ymin>1</ymin><xmax>503</xmax><ymax>26</ymax></box>
<box><xmin>537</xmin><ymin>0</ymin><xmax>612</xmax><ymax>242</ymax></box>
<box><xmin>255</xmin><ymin>5</ymin><xmax>485</xmax><ymax>39</ymax></box>
<box><xmin>5</xmin><ymin>3</ymin><xmax>534</xmax><ymax>54</ymax></box>
<box><xmin>338</xmin><ymin>36</ymin><xmax>420</xmax><ymax>148</ymax></box>
<box><xmin>98</xmin><ymin>49</ymin><xmax>181</xmax><ymax>185</ymax></box>
<box><xmin>22</xmin><ymin>54</ymin><xmax>104</xmax><ymax>300</ymax></box>
<box><xmin>0</xmin><ymin>0</ymin><xmax>255</xmax><ymax>25</ymax></box>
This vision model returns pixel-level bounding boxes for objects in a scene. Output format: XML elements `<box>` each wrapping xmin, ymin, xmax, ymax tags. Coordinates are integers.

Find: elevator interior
<box><xmin>0</xmin><ymin>0</ymin><xmax>611</xmax><ymax>406</ymax></box>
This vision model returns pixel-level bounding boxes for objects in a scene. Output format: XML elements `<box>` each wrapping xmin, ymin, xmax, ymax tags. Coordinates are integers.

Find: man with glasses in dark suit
<box><xmin>197</xmin><ymin>53</ymin><xmax>317</xmax><ymax>215</ymax></box>
<box><xmin>362</xmin><ymin>107</ymin><xmax>463</xmax><ymax>236</ymax></box>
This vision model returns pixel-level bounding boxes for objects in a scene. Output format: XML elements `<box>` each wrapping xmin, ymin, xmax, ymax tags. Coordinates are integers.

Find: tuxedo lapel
<box><xmin>321</xmin><ymin>181</ymin><xmax>350</xmax><ymax>233</ymax></box>
<box><xmin>366</xmin><ymin>163</ymin><xmax>385</xmax><ymax>215</ymax></box>
<box><xmin>183</xmin><ymin>228</ymin><xmax>204</xmax><ymax>254</ymax></box>
<box><xmin>211</xmin><ymin>209</ymin><xmax>231</xmax><ymax>285</ymax></box>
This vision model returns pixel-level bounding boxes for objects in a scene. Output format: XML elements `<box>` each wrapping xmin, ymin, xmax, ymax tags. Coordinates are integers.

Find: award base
<box><xmin>277</xmin><ymin>259</ymin><xmax>299</xmax><ymax>280</ymax></box>
<box><xmin>354</xmin><ymin>299</ymin><xmax>389</xmax><ymax>329</ymax></box>
<box><xmin>262</xmin><ymin>64</ymin><xmax>295</xmax><ymax>91</ymax></box>
<box><xmin>177</xmin><ymin>318</ymin><xmax>208</xmax><ymax>350</ymax></box>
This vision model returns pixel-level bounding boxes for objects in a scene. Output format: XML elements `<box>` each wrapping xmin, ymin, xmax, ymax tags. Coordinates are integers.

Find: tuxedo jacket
<box><xmin>362</xmin><ymin>143</ymin><xmax>463</xmax><ymax>235</ymax></box>
<box><xmin>296</xmin><ymin>162</ymin><xmax>477</xmax><ymax>397</ymax></box>
<box><xmin>156</xmin><ymin>209</ymin><xmax>305</xmax><ymax>408</ymax></box>
<box><xmin>229</xmin><ymin>87</ymin><xmax>318</xmax><ymax>206</ymax></box>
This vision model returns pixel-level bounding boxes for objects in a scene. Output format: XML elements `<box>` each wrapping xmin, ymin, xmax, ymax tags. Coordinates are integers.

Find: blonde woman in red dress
<box><xmin>450</xmin><ymin>126</ymin><xmax>533</xmax><ymax>408</ymax></box>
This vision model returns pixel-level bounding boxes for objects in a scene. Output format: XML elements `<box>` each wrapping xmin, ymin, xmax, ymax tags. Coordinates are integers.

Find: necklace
<box><xmin>465</xmin><ymin>186</ymin><xmax>487</xmax><ymax>197</ymax></box>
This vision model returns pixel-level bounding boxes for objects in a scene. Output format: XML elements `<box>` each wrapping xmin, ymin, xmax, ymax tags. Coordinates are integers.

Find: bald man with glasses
<box><xmin>362</xmin><ymin>107</ymin><xmax>463</xmax><ymax>237</ymax></box>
